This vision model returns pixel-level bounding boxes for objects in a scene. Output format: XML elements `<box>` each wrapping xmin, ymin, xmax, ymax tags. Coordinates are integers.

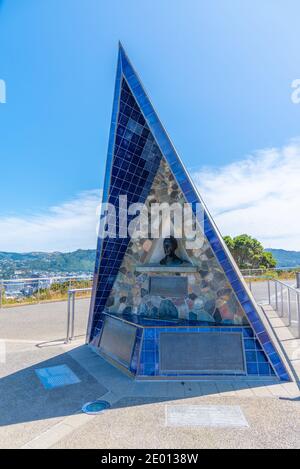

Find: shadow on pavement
<box><xmin>0</xmin><ymin>343</ymin><xmax>284</xmax><ymax>428</ymax></box>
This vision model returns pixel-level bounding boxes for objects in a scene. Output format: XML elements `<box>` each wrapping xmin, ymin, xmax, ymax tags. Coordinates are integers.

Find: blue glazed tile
<box><xmin>258</xmin><ymin>362</ymin><xmax>271</xmax><ymax>375</ymax></box>
<box><xmin>251</xmin><ymin>320</ymin><xmax>265</xmax><ymax>335</ymax></box>
<box><xmin>210</xmin><ymin>238</ymin><xmax>223</xmax><ymax>253</ymax></box>
<box><xmin>263</xmin><ymin>341</ymin><xmax>277</xmax><ymax>356</ymax></box>
<box><xmin>215</xmin><ymin>249</ymin><xmax>227</xmax><ymax>262</ymax></box>
<box><xmin>230</xmin><ymin>279</ymin><xmax>244</xmax><ymax>293</ymax></box>
<box><xmin>279</xmin><ymin>372</ymin><xmax>290</xmax><ymax>381</ymax></box>
<box><xmin>220</xmin><ymin>259</ymin><xmax>233</xmax><ymax>273</ymax></box>
<box><xmin>236</xmin><ymin>289</ymin><xmax>249</xmax><ymax>304</ymax></box>
<box><xmin>203</xmin><ymin>219</ymin><xmax>213</xmax><ymax>234</ymax></box>
<box><xmin>257</xmin><ymin>350</ymin><xmax>268</xmax><ymax>362</ymax></box>
<box><xmin>269</xmin><ymin>353</ymin><xmax>281</xmax><ymax>366</ymax></box>
<box><xmin>257</xmin><ymin>331</ymin><xmax>269</xmax><ymax>344</ymax></box>
<box><xmin>144</xmin><ymin>351</ymin><xmax>156</xmax><ymax>363</ymax></box>
<box><xmin>244</xmin><ymin>339</ymin><xmax>256</xmax><ymax>350</ymax></box>
<box><xmin>247</xmin><ymin>363</ymin><xmax>258</xmax><ymax>375</ymax></box>
<box><xmin>181</xmin><ymin>180</ymin><xmax>193</xmax><ymax>194</ymax></box>
<box><xmin>145</xmin><ymin>329</ymin><xmax>155</xmax><ymax>339</ymax></box>
<box><xmin>274</xmin><ymin>362</ymin><xmax>288</xmax><ymax>377</ymax></box>
<box><xmin>205</xmin><ymin>229</ymin><xmax>217</xmax><ymax>243</ymax></box>
<box><xmin>142</xmin><ymin>365</ymin><xmax>155</xmax><ymax>376</ymax></box>
<box><xmin>242</xmin><ymin>302</ymin><xmax>256</xmax><ymax>316</ymax></box>
<box><xmin>225</xmin><ymin>270</ymin><xmax>239</xmax><ymax>284</ymax></box>
<box><xmin>185</xmin><ymin>191</ymin><xmax>198</xmax><ymax>204</ymax></box>
<box><xmin>245</xmin><ymin>351</ymin><xmax>257</xmax><ymax>362</ymax></box>
<box><xmin>243</xmin><ymin>328</ymin><xmax>254</xmax><ymax>338</ymax></box>
<box><xmin>175</xmin><ymin>172</ymin><xmax>188</xmax><ymax>185</ymax></box>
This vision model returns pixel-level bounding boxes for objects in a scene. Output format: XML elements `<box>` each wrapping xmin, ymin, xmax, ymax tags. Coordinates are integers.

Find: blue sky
<box><xmin>0</xmin><ymin>0</ymin><xmax>300</xmax><ymax>251</ymax></box>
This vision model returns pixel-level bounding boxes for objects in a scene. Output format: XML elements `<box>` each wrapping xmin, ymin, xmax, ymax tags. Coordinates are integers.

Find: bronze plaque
<box><xmin>149</xmin><ymin>276</ymin><xmax>187</xmax><ymax>297</ymax></box>
<box><xmin>160</xmin><ymin>332</ymin><xmax>245</xmax><ymax>374</ymax></box>
<box><xmin>99</xmin><ymin>316</ymin><xmax>137</xmax><ymax>367</ymax></box>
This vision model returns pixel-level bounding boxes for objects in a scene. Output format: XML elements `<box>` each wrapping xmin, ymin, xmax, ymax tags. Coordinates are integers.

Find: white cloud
<box><xmin>0</xmin><ymin>190</ymin><xmax>101</xmax><ymax>252</ymax></box>
<box><xmin>0</xmin><ymin>140</ymin><xmax>299</xmax><ymax>253</ymax></box>
<box><xmin>193</xmin><ymin>138</ymin><xmax>300</xmax><ymax>250</ymax></box>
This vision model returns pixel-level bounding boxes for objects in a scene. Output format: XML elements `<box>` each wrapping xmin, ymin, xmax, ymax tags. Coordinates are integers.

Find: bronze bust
<box><xmin>160</xmin><ymin>236</ymin><xmax>183</xmax><ymax>266</ymax></box>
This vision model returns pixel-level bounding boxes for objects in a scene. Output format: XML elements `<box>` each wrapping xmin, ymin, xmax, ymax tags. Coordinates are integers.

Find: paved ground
<box><xmin>0</xmin><ymin>298</ymin><xmax>90</xmax><ymax>342</ymax></box>
<box><xmin>53</xmin><ymin>395</ymin><xmax>300</xmax><ymax>449</ymax></box>
<box><xmin>0</xmin><ymin>299</ymin><xmax>299</xmax><ymax>449</ymax></box>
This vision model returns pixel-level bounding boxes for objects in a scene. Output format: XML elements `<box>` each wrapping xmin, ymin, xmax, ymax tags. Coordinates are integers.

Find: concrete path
<box><xmin>0</xmin><ymin>300</ymin><xmax>299</xmax><ymax>449</ymax></box>
<box><xmin>0</xmin><ymin>298</ymin><xmax>90</xmax><ymax>342</ymax></box>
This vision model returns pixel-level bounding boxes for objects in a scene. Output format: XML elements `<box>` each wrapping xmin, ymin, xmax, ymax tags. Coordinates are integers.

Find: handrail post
<box><xmin>287</xmin><ymin>288</ymin><xmax>291</xmax><ymax>326</ymax></box>
<box><xmin>280</xmin><ymin>284</ymin><xmax>284</xmax><ymax>317</ymax></box>
<box><xmin>275</xmin><ymin>281</ymin><xmax>278</xmax><ymax>311</ymax></box>
<box><xmin>267</xmin><ymin>279</ymin><xmax>271</xmax><ymax>304</ymax></box>
<box><xmin>296</xmin><ymin>272</ymin><xmax>300</xmax><ymax>289</ymax></box>
<box><xmin>71</xmin><ymin>291</ymin><xmax>75</xmax><ymax>340</ymax></box>
<box><xmin>297</xmin><ymin>292</ymin><xmax>300</xmax><ymax>339</ymax></box>
<box><xmin>65</xmin><ymin>287</ymin><xmax>92</xmax><ymax>343</ymax></box>
<box><xmin>0</xmin><ymin>280</ymin><xmax>3</xmax><ymax>309</ymax></box>
<box><xmin>37</xmin><ymin>279</ymin><xmax>40</xmax><ymax>304</ymax></box>
<box><xmin>66</xmin><ymin>290</ymin><xmax>71</xmax><ymax>343</ymax></box>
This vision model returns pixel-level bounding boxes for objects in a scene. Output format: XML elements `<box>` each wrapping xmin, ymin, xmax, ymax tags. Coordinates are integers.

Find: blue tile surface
<box><xmin>89</xmin><ymin>78</ymin><xmax>162</xmax><ymax>340</ymax></box>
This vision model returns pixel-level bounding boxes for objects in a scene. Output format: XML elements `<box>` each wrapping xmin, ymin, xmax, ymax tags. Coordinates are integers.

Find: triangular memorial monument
<box><xmin>87</xmin><ymin>44</ymin><xmax>291</xmax><ymax>381</ymax></box>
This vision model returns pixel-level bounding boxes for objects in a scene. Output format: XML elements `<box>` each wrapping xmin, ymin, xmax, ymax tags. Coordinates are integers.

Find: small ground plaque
<box><xmin>160</xmin><ymin>332</ymin><xmax>245</xmax><ymax>374</ymax></box>
<box><xmin>165</xmin><ymin>405</ymin><xmax>249</xmax><ymax>427</ymax></box>
<box><xmin>149</xmin><ymin>276</ymin><xmax>188</xmax><ymax>297</ymax></box>
<box><xmin>35</xmin><ymin>365</ymin><xmax>80</xmax><ymax>390</ymax></box>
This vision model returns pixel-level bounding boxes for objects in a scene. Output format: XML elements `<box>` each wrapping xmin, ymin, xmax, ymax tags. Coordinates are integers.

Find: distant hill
<box><xmin>266</xmin><ymin>249</ymin><xmax>300</xmax><ymax>268</ymax></box>
<box><xmin>0</xmin><ymin>247</ymin><xmax>299</xmax><ymax>279</ymax></box>
<box><xmin>0</xmin><ymin>249</ymin><xmax>96</xmax><ymax>277</ymax></box>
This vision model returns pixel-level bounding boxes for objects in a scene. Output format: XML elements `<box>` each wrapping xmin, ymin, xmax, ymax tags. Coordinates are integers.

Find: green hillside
<box><xmin>0</xmin><ymin>249</ymin><xmax>96</xmax><ymax>278</ymax></box>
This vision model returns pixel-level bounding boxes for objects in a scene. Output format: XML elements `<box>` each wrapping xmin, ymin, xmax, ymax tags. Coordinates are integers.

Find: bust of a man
<box><xmin>160</xmin><ymin>236</ymin><xmax>183</xmax><ymax>266</ymax></box>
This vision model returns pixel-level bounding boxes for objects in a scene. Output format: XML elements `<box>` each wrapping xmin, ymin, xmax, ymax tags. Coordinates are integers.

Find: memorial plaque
<box><xmin>149</xmin><ymin>276</ymin><xmax>188</xmax><ymax>297</ymax></box>
<box><xmin>99</xmin><ymin>316</ymin><xmax>137</xmax><ymax>367</ymax></box>
<box><xmin>160</xmin><ymin>332</ymin><xmax>245</xmax><ymax>374</ymax></box>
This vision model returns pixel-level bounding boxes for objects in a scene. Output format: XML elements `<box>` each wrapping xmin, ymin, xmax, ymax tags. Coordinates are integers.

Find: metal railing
<box><xmin>241</xmin><ymin>266</ymin><xmax>300</xmax><ymax>276</ymax></box>
<box><xmin>0</xmin><ymin>275</ymin><xmax>93</xmax><ymax>308</ymax></box>
<box><xmin>267</xmin><ymin>279</ymin><xmax>300</xmax><ymax>338</ymax></box>
<box><xmin>66</xmin><ymin>287</ymin><xmax>92</xmax><ymax>343</ymax></box>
